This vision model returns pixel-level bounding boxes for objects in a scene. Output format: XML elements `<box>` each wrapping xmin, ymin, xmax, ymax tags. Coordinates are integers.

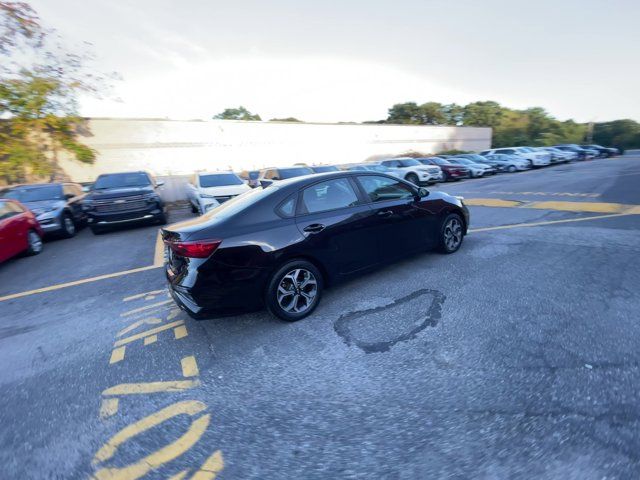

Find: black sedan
<box><xmin>162</xmin><ymin>171</ymin><xmax>469</xmax><ymax>321</ymax></box>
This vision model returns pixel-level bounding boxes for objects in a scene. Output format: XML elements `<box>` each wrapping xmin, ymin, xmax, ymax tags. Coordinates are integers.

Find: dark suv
<box><xmin>83</xmin><ymin>171</ymin><xmax>167</xmax><ymax>234</ymax></box>
<box><xmin>0</xmin><ymin>183</ymin><xmax>85</xmax><ymax>238</ymax></box>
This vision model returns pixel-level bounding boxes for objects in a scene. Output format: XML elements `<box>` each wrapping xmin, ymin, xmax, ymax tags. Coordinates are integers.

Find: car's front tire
<box><xmin>508</xmin><ymin>165</ymin><xmax>517</xmax><ymax>173</ymax></box>
<box><xmin>266</xmin><ymin>260</ymin><xmax>324</xmax><ymax>321</ymax></box>
<box><xmin>405</xmin><ymin>173</ymin><xmax>419</xmax><ymax>185</ymax></box>
<box><xmin>25</xmin><ymin>230</ymin><xmax>43</xmax><ymax>256</ymax></box>
<box><xmin>438</xmin><ymin>213</ymin><xmax>464</xmax><ymax>254</ymax></box>
<box><xmin>61</xmin><ymin>213</ymin><xmax>76</xmax><ymax>238</ymax></box>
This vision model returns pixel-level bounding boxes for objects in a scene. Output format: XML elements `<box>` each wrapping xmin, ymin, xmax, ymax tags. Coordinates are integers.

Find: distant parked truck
<box><xmin>82</xmin><ymin>171</ymin><xmax>167</xmax><ymax>234</ymax></box>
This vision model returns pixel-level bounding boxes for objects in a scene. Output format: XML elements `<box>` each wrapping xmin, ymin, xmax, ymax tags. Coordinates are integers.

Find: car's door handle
<box><xmin>303</xmin><ymin>223</ymin><xmax>325</xmax><ymax>233</ymax></box>
<box><xmin>377</xmin><ymin>210</ymin><xmax>393</xmax><ymax>218</ymax></box>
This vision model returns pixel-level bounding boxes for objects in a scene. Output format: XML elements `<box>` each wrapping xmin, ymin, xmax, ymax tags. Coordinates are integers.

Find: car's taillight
<box><xmin>167</xmin><ymin>239</ymin><xmax>222</xmax><ymax>258</ymax></box>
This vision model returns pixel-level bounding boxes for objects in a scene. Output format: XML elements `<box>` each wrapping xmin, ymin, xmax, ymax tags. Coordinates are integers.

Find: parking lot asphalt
<box><xmin>1</xmin><ymin>156</ymin><xmax>640</xmax><ymax>479</ymax></box>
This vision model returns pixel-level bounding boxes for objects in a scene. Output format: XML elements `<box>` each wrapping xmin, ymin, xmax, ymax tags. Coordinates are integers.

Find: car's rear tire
<box><xmin>61</xmin><ymin>213</ymin><xmax>76</xmax><ymax>238</ymax></box>
<box><xmin>25</xmin><ymin>230</ymin><xmax>43</xmax><ymax>256</ymax></box>
<box><xmin>438</xmin><ymin>213</ymin><xmax>464</xmax><ymax>254</ymax></box>
<box><xmin>266</xmin><ymin>260</ymin><xmax>324</xmax><ymax>321</ymax></box>
<box><xmin>508</xmin><ymin>165</ymin><xmax>516</xmax><ymax>173</ymax></box>
<box><xmin>405</xmin><ymin>173</ymin><xmax>419</xmax><ymax>185</ymax></box>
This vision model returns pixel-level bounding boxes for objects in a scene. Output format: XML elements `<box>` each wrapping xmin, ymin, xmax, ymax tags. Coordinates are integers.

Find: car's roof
<box><xmin>270</xmin><ymin>169</ymin><xmax>398</xmax><ymax>190</ymax></box>
<box><xmin>197</xmin><ymin>171</ymin><xmax>236</xmax><ymax>176</ymax></box>
<box><xmin>2</xmin><ymin>182</ymin><xmax>63</xmax><ymax>189</ymax></box>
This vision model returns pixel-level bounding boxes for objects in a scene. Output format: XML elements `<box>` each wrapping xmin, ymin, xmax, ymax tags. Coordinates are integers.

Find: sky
<box><xmin>30</xmin><ymin>0</ymin><xmax>640</xmax><ymax>123</ymax></box>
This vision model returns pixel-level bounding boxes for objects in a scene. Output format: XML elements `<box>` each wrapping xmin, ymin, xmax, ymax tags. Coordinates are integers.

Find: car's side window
<box><xmin>357</xmin><ymin>175</ymin><xmax>415</xmax><ymax>203</ymax></box>
<box><xmin>277</xmin><ymin>194</ymin><xmax>297</xmax><ymax>218</ymax></box>
<box><xmin>300</xmin><ymin>178</ymin><xmax>359</xmax><ymax>214</ymax></box>
<box><xmin>0</xmin><ymin>202</ymin><xmax>20</xmax><ymax>220</ymax></box>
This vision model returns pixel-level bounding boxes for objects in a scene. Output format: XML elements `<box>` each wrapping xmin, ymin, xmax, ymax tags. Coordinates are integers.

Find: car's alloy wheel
<box><xmin>62</xmin><ymin>214</ymin><xmax>76</xmax><ymax>237</ymax></box>
<box><xmin>439</xmin><ymin>214</ymin><xmax>464</xmax><ymax>254</ymax></box>
<box><xmin>266</xmin><ymin>260</ymin><xmax>323</xmax><ymax>321</ymax></box>
<box><xmin>508</xmin><ymin>165</ymin><xmax>517</xmax><ymax>173</ymax></box>
<box><xmin>26</xmin><ymin>230</ymin><xmax>43</xmax><ymax>255</ymax></box>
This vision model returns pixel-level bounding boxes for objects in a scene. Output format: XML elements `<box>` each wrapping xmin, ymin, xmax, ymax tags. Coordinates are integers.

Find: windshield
<box><xmin>520</xmin><ymin>147</ymin><xmax>535</xmax><ymax>152</ymax></box>
<box><xmin>248</xmin><ymin>171</ymin><xmax>259</xmax><ymax>179</ymax></box>
<box><xmin>280</xmin><ymin>167</ymin><xmax>314</xmax><ymax>179</ymax></box>
<box><xmin>398</xmin><ymin>159</ymin><xmax>421</xmax><ymax>167</ymax></box>
<box><xmin>366</xmin><ymin>164</ymin><xmax>391</xmax><ymax>172</ymax></box>
<box><xmin>312</xmin><ymin>166</ymin><xmax>339</xmax><ymax>172</ymax></box>
<box><xmin>2</xmin><ymin>185</ymin><xmax>63</xmax><ymax>202</ymax></box>
<box><xmin>434</xmin><ymin>159</ymin><xmax>452</xmax><ymax>165</ymax></box>
<box><xmin>199</xmin><ymin>173</ymin><xmax>243</xmax><ymax>187</ymax></box>
<box><xmin>94</xmin><ymin>172</ymin><xmax>151</xmax><ymax>189</ymax></box>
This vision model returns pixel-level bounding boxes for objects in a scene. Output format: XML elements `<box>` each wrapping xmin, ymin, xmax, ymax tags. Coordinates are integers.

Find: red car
<box><xmin>0</xmin><ymin>199</ymin><xmax>44</xmax><ymax>263</ymax></box>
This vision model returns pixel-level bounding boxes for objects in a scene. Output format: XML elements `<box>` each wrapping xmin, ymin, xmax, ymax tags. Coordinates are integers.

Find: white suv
<box><xmin>377</xmin><ymin>158</ymin><xmax>443</xmax><ymax>185</ymax></box>
<box><xmin>186</xmin><ymin>171</ymin><xmax>251</xmax><ymax>214</ymax></box>
<box><xmin>480</xmin><ymin>147</ymin><xmax>551</xmax><ymax>167</ymax></box>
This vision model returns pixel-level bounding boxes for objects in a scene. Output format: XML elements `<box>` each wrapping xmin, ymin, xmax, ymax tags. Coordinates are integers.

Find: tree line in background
<box><xmin>214</xmin><ymin>102</ymin><xmax>640</xmax><ymax>152</ymax></box>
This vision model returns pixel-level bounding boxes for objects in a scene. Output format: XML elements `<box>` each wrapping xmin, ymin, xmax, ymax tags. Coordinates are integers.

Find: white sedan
<box><xmin>186</xmin><ymin>171</ymin><xmax>251</xmax><ymax>214</ymax></box>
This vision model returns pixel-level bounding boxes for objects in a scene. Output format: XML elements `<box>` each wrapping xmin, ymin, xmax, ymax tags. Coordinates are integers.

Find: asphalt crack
<box><xmin>334</xmin><ymin>288</ymin><xmax>445</xmax><ymax>353</ymax></box>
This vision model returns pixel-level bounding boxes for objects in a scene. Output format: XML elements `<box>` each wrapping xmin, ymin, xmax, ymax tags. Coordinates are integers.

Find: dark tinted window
<box><xmin>301</xmin><ymin>178</ymin><xmax>359</xmax><ymax>214</ymax></box>
<box><xmin>2</xmin><ymin>185</ymin><xmax>63</xmax><ymax>202</ymax></box>
<box><xmin>249</xmin><ymin>171</ymin><xmax>259</xmax><ymax>179</ymax></box>
<box><xmin>280</xmin><ymin>167</ymin><xmax>314</xmax><ymax>179</ymax></box>
<box><xmin>199</xmin><ymin>173</ymin><xmax>244</xmax><ymax>187</ymax></box>
<box><xmin>94</xmin><ymin>172</ymin><xmax>151</xmax><ymax>189</ymax></box>
<box><xmin>434</xmin><ymin>158</ymin><xmax>452</xmax><ymax>165</ymax></box>
<box><xmin>357</xmin><ymin>175</ymin><xmax>414</xmax><ymax>202</ymax></box>
<box><xmin>380</xmin><ymin>160</ymin><xmax>399</xmax><ymax>168</ymax></box>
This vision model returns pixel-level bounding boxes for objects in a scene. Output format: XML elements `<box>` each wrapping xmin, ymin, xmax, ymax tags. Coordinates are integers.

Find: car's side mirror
<box><xmin>156</xmin><ymin>180</ymin><xmax>165</xmax><ymax>187</ymax></box>
<box><xmin>417</xmin><ymin>187</ymin><xmax>429</xmax><ymax>198</ymax></box>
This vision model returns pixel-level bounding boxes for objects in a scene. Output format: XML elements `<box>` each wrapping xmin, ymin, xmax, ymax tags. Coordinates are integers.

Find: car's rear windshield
<box><xmin>199</xmin><ymin>173</ymin><xmax>243</xmax><ymax>187</ymax></box>
<box><xmin>312</xmin><ymin>166</ymin><xmax>339</xmax><ymax>173</ymax></box>
<box><xmin>204</xmin><ymin>186</ymin><xmax>278</xmax><ymax>219</ymax></box>
<box><xmin>2</xmin><ymin>185</ymin><xmax>63</xmax><ymax>202</ymax></box>
<box><xmin>94</xmin><ymin>173</ymin><xmax>151</xmax><ymax>189</ymax></box>
<box><xmin>280</xmin><ymin>167</ymin><xmax>314</xmax><ymax>179</ymax></box>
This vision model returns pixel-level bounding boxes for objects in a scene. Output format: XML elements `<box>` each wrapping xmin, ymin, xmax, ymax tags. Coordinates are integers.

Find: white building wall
<box><xmin>59</xmin><ymin>119</ymin><xmax>492</xmax><ymax>183</ymax></box>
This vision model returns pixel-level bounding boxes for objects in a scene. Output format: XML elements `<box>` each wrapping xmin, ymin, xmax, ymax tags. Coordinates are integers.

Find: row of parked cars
<box><xmin>0</xmin><ymin>143</ymin><xmax>618</xmax><ymax>263</ymax></box>
<box><xmin>0</xmin><ymin>171</ymin><xmax>167</xmax><ymax>262</ymax></box>
<box><xmin>184</xmin><ymin>143</ymin><xmax>616</xmax><ymax>214</ymax></box>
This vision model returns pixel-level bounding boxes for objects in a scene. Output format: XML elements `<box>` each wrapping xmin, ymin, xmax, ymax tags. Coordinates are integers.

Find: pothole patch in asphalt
<box><xmin>334</xmin><ymin>288</ymin><xmax>445</xmax><ymax>353</ymax></box>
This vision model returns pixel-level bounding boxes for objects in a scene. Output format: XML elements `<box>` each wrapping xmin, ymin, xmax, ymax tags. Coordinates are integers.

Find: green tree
<box><xmin>213</xmin><ymin>106</ymin><xmax>261</xmax><ymax>121</ymax></box>
<box><xmin>0</xmin><ymin>1</ymin><xmax>106</xmax><ymax>184</ymax></box>
<box><xmin>269</xmin><ymin>117</ymin><xmax>301</xmax><ymax>122</ymax></box>
<box><xmin>593</xmin><ymin>119</ymin><xmax>640</xmax><ymax>150</ymax></box>
<box><xmin>462</xmin><ymin>101</ymin><xmax>505</xmax><ymax>128</ymax></box>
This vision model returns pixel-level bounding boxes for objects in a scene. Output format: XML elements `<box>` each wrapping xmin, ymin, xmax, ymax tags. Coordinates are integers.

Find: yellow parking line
<box><xmin>469</xmin><ymin>213</ymin><xmax>633</xmax><ymax>232</ymax></box>
<box><xmin>144</xmin><ymin>335</ymin><xmax>158</xmax><ymax>345</ymax></box>
<box><xmin>0</xmin><ymin>265</ymin><xmax>161</xmax><ymax>303</ymax></box>
<box><xmin>181</xmin><ymin>356</ymin><xmax>199</xmax><ymax>377</ymax></box>
<box><xmin>99</xmin><ymin>398</ymin><xmax>119</xmax><ymax>419</ymax></box>
<box><xmin>102</xmin><ymin>380</ymin><xmax>199</xmax><ymax>396</ymax></box>
<box><xmin>122</xmin><ymin>289</ymin><xmax>166</xmax><ymax>302</ymax></box>
<box><xmin>109</xmin><ymin>346</ymin><xmax>126</xmax><ymax>364</ymax></box>
<box><xmin>528</xmin><ymin>201</ymin><xmax>627</xmax><ymax>213</ymax></box>
<box><xmin>174</xmin><ymin>325</ymin><xmax>188</xmax><ymax>339</ymax></box>
<box><xmin>463</xmin><ymin>198</ymin><xmax>524</xmax><ymax>207</ymax></box>
<box><xmin>113</xmin><ymin>320</ymin><xmax>185</xmax><ymax>347</ymax></box>
<box><xmin>120</xmin><ymin>299</ymin><xmax>173</xmax><ymax>317</ymax></box>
